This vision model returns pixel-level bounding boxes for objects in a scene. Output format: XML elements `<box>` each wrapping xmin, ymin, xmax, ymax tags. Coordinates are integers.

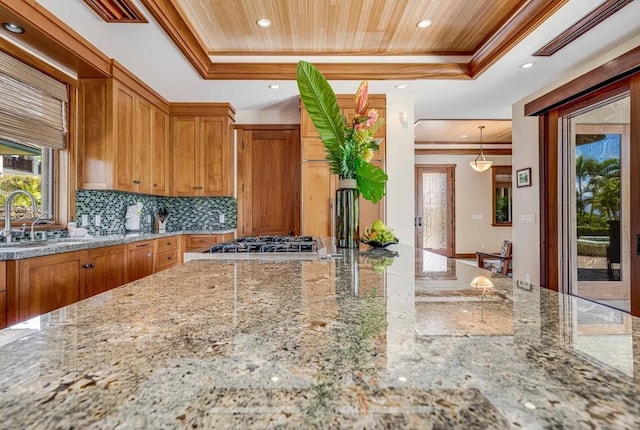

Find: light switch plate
<box><xmin>219</xmin><ymin>213</ymin><xmax>225</xmax><ymax>224</ymax></box>
<box><xmin>94</xmin><ymin>215</ymin><xmax>101</xmax><ymax>226</ymax></box>
<box><xmin>81</xmin><ymin>214</ymin><xmax>88</xmax><ymax>226</ymax></box>
<box><xmin>471</xmin><ymin>214</ymin><xmax>483</xmax><ymax>219</ymax></box>
<box><xmin>519</xmin><ymin>214</ymin><xmax>535</xmax><ymax>224</ymax></box>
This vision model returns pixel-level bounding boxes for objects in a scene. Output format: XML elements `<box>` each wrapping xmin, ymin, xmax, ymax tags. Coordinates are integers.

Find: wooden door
<box><xmin>171</xmin><ymin>116</ymin><xmax>199</xmax><ymax>196</ymax></box>
<box><xmin>84</xmin><ymin>245</ymin><xmax>126</xmax><ymax>299</ymax></box>
<box><xmin>134</xmin><ymin>96</ymin><xmax>152</xmax><ymax>194</ymax></box>
<box><xmin>415</xmin><ymin>165</ymin><xmax>456</xmax><ymax>257</ymax></box>
<box><xmin>115</xmin><ymin>83</ymin><xmax>135</xmax><ymax>192</ymax></box>
<box><xmin>126</xmin><ymin>241</ymin><xmax>155</xmax><ymax>283</ymax></box>
<box><xmin>238</xmin><ymin>126</ymin><xmax>301</xmax><ymax>236</ymax></box>
<box><xmin>17</xmin><ymin>252</ymin><xmax>84</xmax><ymax>322</ymax></box>
<box><xmin>152</xmin><ymin>108</ymin><xmax>170</xmax><ymax>195</ymax></box>
<box><xmin>302</xmin><ymin>161</ymin><xmax>335</xmax><ymax>237</ymax></box>
<box><xmin>202</xmin><ymin>116</ymin><xmax>233</xmax><ymax>196</ymax></box>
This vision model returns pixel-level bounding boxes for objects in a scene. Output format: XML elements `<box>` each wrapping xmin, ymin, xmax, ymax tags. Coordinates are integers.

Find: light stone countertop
<box><xmin>0</xmin><ymin>229</ymin><xmax>236</xmax><ymax>260</ymax></box>
<box><xmin>0</xmin><ymin>244</ymin><xmax>639</xmax><ymax>428</ymax></box>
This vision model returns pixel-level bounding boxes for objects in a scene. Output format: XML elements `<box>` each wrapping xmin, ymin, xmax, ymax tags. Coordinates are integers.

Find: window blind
<box><xmin>0</xmin><ymin>50</ymin><xmax>68</xmax><ymax>150</ymax></box>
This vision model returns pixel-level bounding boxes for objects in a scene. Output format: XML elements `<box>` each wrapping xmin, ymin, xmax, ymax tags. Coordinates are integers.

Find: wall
<box><xmin>512</xmin><ymin>34</ymin><xmax>640</xmax><ymax>285</ymax></box>
<box><xmin>414</xmin><ymin>154</ymin><xmax>512</xmax><ymax>254</ymax></box>
<box><xmin>385</xmin><ymin>94</ymin><xmax>415</xmax><ymax>245</ymax></box>
<box><xmin>236</xmin><ymin>110</ymin><xmax>300</xmax><ymax>125</ymax></box>
<box><xmin>75</xmin><ymin>190</ymin><xmax>236</xmax><ymax>235</ymax></box>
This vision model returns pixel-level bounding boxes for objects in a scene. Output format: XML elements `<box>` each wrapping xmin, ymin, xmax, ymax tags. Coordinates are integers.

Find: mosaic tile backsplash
<box><xmin>75</xmin><ymin>190</ymin><xmax>236</xmax><ymax>236</ymax></box>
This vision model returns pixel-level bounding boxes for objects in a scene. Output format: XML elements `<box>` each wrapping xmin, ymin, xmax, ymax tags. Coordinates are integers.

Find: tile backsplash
<box><xmin>76</xmin><ymin>190</ymin><xmax>236</xmax><ymax>235</ymax></box>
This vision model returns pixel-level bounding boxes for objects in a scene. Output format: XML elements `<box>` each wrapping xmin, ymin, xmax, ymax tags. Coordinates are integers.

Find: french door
<box><xmin>559</xmin><ymin>94</ymin><xmax>631</xmax><ymax>312</ymax></box>
<box><xmin>414</xmin><ymin>165</ymin><xmax>455</xmax><ymax>257</ymax></box>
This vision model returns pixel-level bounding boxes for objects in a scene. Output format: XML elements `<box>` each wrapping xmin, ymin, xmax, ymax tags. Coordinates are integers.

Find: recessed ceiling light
<box><xmin>256</xmin><ymin>18</ymin><xmax>272</xmax><ymax>28</ymax></box>
<box><xmin>461</xmin><ymin>134</ymin><xmax>468</xmax><ymax>138</ymax></box>
<box><xmin>416</xmin><ymin>19</ymin><xmax>432</xmax><ymax>29</ymax></box>
<box><xmin>268</xmin><ymin>84</ymin><xmax>279</xmax><ymax>89</ymax></box>
<box><xmin>395</xmin><ymin>84</ymin><xmax>407</xmax><ymax>89</ymax></box>
<box><xmin>519</xmin><ymin>62</ymin><xmax>535</xmax><ymax>69</ymax></box>
<box><xmin>2</xmin><ymin>23</ymin><xmax>25</xmax><ymax>34</ymax></box>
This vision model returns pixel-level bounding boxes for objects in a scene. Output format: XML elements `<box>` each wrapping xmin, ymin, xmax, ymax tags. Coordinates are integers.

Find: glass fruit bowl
<box><xmin>361</xmin><ymin>227</ymin><xmax>398</xmax><ymax>248</ymax></box>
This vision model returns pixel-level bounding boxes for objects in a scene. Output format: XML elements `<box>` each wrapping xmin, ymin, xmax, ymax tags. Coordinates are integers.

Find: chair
<box><xmin>476</xmin><ymin>240</ymin><xmax>512</xmax><ymax>276</ymax></box>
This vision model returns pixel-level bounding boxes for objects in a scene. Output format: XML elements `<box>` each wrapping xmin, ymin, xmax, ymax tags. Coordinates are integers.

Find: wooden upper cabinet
<box><xmin>170</xmin><ymin>104</ymin><xmax>235</xmax><ymax>197</ymax></box>
<box><xmin>78</xmin><ymin>63</ymin><xmax>170</xmax><ymax>196</ymax></box>
<box><xmin>152</xmin><ymin>109</ymin><xmax>170</xmax><ymax>195</ymax></box>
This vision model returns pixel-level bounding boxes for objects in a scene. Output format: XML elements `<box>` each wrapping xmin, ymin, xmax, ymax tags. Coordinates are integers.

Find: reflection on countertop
<box><xmin>0</xmin><ymin>243</ymin><xmax>639</xmax><ymax>428</ymax></box>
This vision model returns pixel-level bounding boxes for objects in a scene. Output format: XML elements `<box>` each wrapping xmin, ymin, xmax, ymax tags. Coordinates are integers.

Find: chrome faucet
<box><xmin>2</xmin><ymin>190</ymin><xmax>38</xmax><ymax>243</ymax></box>
<box><xmin>30</xmin><ymin>211</ymin><xmax>53</xmax><ymax>241</ymax></box>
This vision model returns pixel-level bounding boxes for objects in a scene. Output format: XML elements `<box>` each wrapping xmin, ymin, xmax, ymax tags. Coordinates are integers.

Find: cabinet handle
<box><xmin>167</xmin><ymin>256</ymin><xmax>173</xmax><ymax>260</ymax></box>
<box><xmin>89</xmin><ymin>263</ymin><xmax>95</xmax><ymax>269</ymax></box>
<box><xmin>147</xmin><ymin>253</ymin><xmax>152</xmax><ymax>257</ymax></box>
<box><xmin>82</xmin><ymin>263</ymin><xmax>90</xmax><ymax>269</ymax></box>
<box><xmin>167</xmin><ymin>241</ymin><xmax>172</xmax><ymax>245</ymax></box>
<box><xmin>133</xmin><ymin>180</ymin><xmax>140</xmax><ymax>184</ymax></box>
<box><xmin>193</xmin><ymin>186</ymin><xmax>203</xmax><ymax>190</ymax></box>
<box><xmin>136</xmin><ymin>243</ymin><xmax>150</xmax><ymax>248</ymax></box>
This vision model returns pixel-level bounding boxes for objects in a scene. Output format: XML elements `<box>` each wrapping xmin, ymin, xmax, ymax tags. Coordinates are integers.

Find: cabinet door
<box><xmin>302</xmin><ymin>161</ymin><xmax>335</xmax><ymax>237</ymax></box>
<box><xmin>171</xmin><ymin>116</ymin><xmax>200</xmax><ymax>196</ymax></box>
<box><xmin>115</xmin><ymin>83</ymin><xmax>135</xmax><ymax>192</ymax></box>
<box><xmin>152</xmin><ymin>108</ymin><xmax>170</xmax><ymax>195</ymax></box>
<box><xmin>134</xmin><ymin>96</ymin><xmax>152</xmax><ymax>194</ymax></box>
<box><xmin>17</xmin><ymin>252</ymin><xmax>84</xmax><ymax>322</ymax></box>
<box><xmin>126</xmin><ymin>241</ymin><xmax>155</xmax><ymax>283</ymax></box>
<box><xmin>201</xmin><ymin>116</ymin><xmax>233</xmax><ymax>196</ymax></box>
<box><xmin>78</xmin><ymin>79</ymin><xmax>115</xmax><ymax>189</ymax></box>
<box><xmin>84</xmin><ymin>245</ymin><xmax>126</xmax><ymax>299</ymax></box>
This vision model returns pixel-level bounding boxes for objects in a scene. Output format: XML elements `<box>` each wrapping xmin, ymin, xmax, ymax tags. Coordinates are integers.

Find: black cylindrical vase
<box><xmin>335</xmin><ymin>178</ymin><xmax>359</xmax><ymax>249</ymax></box>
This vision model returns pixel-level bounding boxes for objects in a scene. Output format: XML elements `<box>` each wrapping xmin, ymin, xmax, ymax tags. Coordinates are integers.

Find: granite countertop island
<box><xmin>1</xmin><ymin>244</ymin><xmax>639</xmax><ymax>428</ymax></box>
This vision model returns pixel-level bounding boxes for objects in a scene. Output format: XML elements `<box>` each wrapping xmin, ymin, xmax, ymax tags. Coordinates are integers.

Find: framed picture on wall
<box><xmin>516</xmin><ymin>168</ymin><xmax>532</xmax><ymax>187</ymax></box>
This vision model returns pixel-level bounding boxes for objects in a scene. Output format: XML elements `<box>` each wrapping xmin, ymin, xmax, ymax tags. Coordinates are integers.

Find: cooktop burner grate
<box><xmin>205</xmin><ymin>236</ymin><xmax>318</xmax><ymax>254</ymax></box>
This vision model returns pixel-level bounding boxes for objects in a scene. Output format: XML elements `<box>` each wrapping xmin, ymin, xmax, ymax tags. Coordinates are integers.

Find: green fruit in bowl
<box><xmin>371</xmin><ymin>219</ymin><xmax>386</xmax><ymax>232</ymax></box>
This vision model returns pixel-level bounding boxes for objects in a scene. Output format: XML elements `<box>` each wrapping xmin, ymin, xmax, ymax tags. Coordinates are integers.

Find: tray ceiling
<box><xmin>140</xmin><ymin>0</ymin><xmax>569</xmax><ymax>80</ymax></box>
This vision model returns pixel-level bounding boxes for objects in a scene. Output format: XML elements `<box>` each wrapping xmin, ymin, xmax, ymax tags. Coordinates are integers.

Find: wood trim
<box><xmin>0</xmin><ymin>0</ymin><xmax>110</xmax><ymax>77</ymax></box>
<box><xmin>235</xmin><ymin>124</ymin><xmax>300</xmax><ymax>131</ymax></box>
<box><xmin>630</xmin><ymin>74</ymin><xmax>640</xmax><ymax>316</ymax></box>
<box><xmin>468</xmin><ymin>0</ymin><xmax>569</xmax><ymax>77</ymax></box>
<box><xmin>0</xmin><ymin>38</ymin><xmax>77</xmax><ymax>86</ymax></box>
<box><xmin>138</xmin><ymin>0</ymin><xmax>212</xmax><ymax>78</ymax></box>
<box><xmin>533</xmin><ymin>0</ymin><xmax>634</xmax><ymax>57</ymax></box>
<box><xmin>455</xmin><ymin>253</ymin><xmax>477</xmax><ymax>259</ymax></box>
<box><xmin>415</xmin><ymin>141</ymin><xmax>512</xmax><ymax>145</ymax></box>
<box><xmin>110</xmin><ymin>60</ymin><xmax>169</xmax><ymax>112</ymax></box>
<box><xmin>539</xmin><ymin>112</ymin><xmax>559</xmax><ymax>291</ymax></box>
<box><xmin>414</xmin><ymin>148</ymin><xmax>512</xmax><ymax>156</ymax></box>
<box><xmin>208</xmin><ymin>62</ymin><xmax>471</xmax><ymax>80</ymax></box>
<box><xmin>169</xmin><ymin>103</ymin><xmax>236</xmax><ymax>120</ymax></box>
<box><xmin>557</xmin><ymin>80</ymin><xmax>630</xmax><ymax>117</ymax></box>
<box><xmin>81</xmin><ymin>0</ymin><xmax>148</xmax><ymax>23</ymax></box>
<box><xmin>525</xmin><ymin>45</ymin><xmax>640</xmax><ymax>116</ymax></box>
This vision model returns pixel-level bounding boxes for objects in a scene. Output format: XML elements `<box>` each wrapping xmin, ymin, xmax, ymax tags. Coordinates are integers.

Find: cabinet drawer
<box><xmin>156</xmin><ymin>237</ymin><xmax>179</xmax><ymax>252</ymax></box>
<box><xmin>156</xmin><ymin>249</ymin><xmax>179</xmax><ymax>271</ymax></box>
<box><xmin>185</xmin><ymin>235</ymin><xmax>220</xmax><ymax>251</ymax></box>
<box><xmin>128</xmin><ymin>240</ymin><xmax>154</xmax><ymax>251</ymax></box>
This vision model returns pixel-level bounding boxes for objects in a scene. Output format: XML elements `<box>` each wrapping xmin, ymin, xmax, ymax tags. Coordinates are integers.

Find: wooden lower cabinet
<box><xmin>0</xmin><ymin>262</ymin><xmax>6</xmax><ymax>329</ymax></box>
<box><xmin>14</xmin><ymin>251</ymin><xmax>85</xmax><ymax>323</ymax></box>
<box><xmin>83</xmin><ymin>245</ymin><xmax>126</xmax><ymax>299</ymax></box>
<box><xmin>183</xmin><ymin>233</ymin><xmax>235</xmax><ymax>252</ymax></box>
<box><xmin>126</xmin><ymin>240</ymin><xmax>155</xmax><ymax>283</ymax></box>
<box><xmin>155</xmin><ymin>236</ymin><xmax>180</xmax><ymax>272</ymax></box>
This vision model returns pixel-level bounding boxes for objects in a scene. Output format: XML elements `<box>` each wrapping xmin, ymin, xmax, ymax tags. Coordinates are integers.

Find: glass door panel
<box><xmin>561</xmin><ymin>95</ymin><xmax>630</xmax><ymax>312</ymax></box>
<box><xmin>415</xmin><ymin>166</ymin><xmax>454</xmax><ymax>256</ymax></box>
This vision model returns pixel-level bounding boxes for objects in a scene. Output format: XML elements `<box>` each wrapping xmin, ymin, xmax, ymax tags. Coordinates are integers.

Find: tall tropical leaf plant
<box><xmin>296</xmin><ymin>61</ymin><xmax>388</xmax><ymax>203</ymax></box>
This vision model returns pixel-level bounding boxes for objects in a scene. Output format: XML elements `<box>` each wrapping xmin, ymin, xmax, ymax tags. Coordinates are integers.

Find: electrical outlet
<box><xmin>94</xmin><ymin>215</ymin><xmax>101</xmax><ymax>226</ymax></box>
<box><xmin>81</xmin><ymin>214</ymin><xmax>88</xmax><ymax>226</ymax></box>
<box><xmin>525</xmin><ymin>274</ymin><xmax>531</xmax><ymax>284</ymax></box>
<box><xmin>219</xmin><ymin>213</ymin><xmax>225</xmax><ymax>224</ymax></box>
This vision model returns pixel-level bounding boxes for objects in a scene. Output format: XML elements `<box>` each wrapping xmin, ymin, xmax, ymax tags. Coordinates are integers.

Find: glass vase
<box><xmin>335</xmin><ymin>178</ymin><xmax>359</xmax><ymax>248</ymax></box>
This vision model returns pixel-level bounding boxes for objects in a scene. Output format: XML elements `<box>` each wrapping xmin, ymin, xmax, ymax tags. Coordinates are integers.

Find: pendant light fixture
<box><xmin>469</xmin><ymin>125</ymin><xmax>493</xmax><ymax>172</ymax></box>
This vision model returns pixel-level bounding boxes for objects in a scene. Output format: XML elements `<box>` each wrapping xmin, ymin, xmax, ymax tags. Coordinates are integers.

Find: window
<box><xmin>492</xmin><ymin>166</ymin><xmax>512</xmax><ymax>226</ymax></box>
<box><xmin>0</xmin><ymin>50</ymin><xmax>67</xmax><ymax>228</ymax></box>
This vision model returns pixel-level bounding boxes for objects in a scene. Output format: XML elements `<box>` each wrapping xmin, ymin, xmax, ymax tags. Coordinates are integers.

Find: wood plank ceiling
<box><xmin>139</xmin><ymin>0</ymin><xmax>569</xmax><ymax>80</ymax></box>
